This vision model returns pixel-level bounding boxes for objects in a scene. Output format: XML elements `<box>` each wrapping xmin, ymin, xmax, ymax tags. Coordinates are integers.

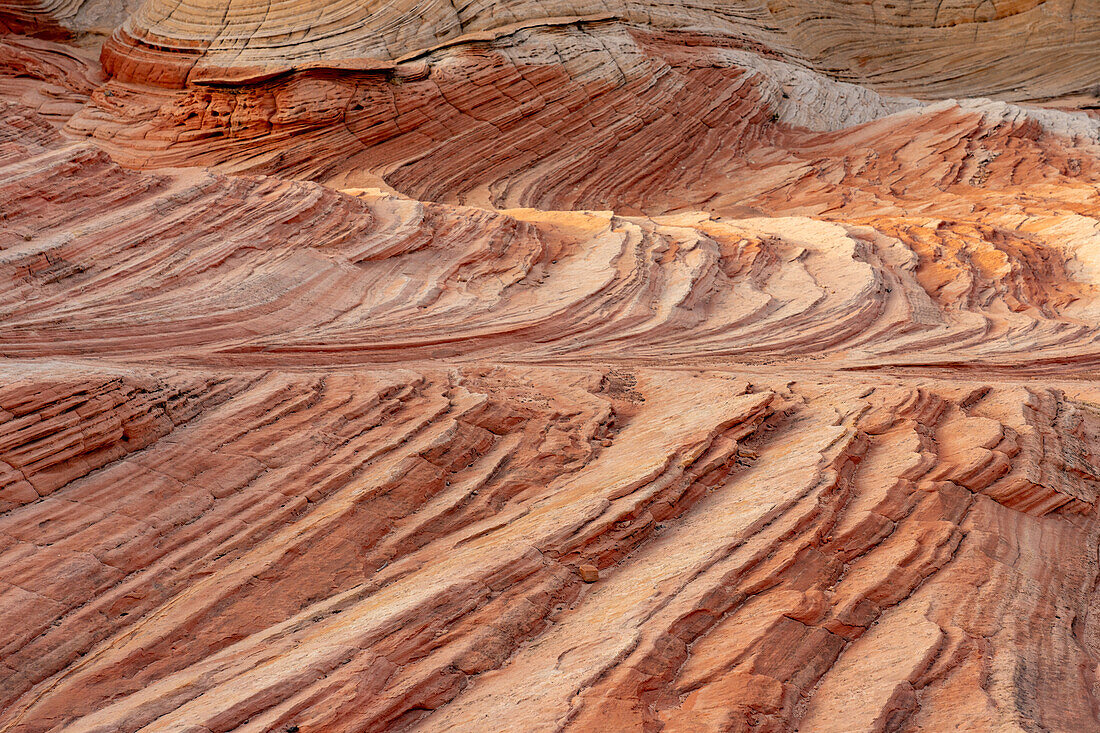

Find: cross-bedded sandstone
<box><xmin>1</xmin><ymin>1</ymin><xmax>1099</xmax><ymax>731</ymax></box>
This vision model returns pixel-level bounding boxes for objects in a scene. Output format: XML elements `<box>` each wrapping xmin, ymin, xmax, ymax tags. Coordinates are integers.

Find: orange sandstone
<box><xmin>0</xmin><ymin>1</ymin><xmax>1099</xmax><ymax>732</ymax></box>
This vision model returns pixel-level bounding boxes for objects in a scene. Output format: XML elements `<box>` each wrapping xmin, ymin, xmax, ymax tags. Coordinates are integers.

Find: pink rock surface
<box><xmin>1</xmin><ymin>3</ymin><xmax>1100</xmax><ymax>732</ymax></box>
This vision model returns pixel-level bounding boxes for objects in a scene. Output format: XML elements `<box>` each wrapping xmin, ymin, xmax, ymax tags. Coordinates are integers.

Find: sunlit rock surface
<box><xmin>1</xmin><ymin>1</ymin><xmax>1099</xmax><ymax>731</ymax></box>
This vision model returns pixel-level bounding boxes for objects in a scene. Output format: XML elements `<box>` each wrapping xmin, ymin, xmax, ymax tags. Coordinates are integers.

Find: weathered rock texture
<box><xmin>1</xmin><ymin>1</ymin><xmax>1100</xmax><ymax>731</ymax></box>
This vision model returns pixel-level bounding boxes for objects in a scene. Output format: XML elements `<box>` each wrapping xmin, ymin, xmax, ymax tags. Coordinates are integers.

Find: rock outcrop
<box><xmin>1</xmin><ymin>1</ymin><xmax>1099</xmax><ymax>731</ymax></box>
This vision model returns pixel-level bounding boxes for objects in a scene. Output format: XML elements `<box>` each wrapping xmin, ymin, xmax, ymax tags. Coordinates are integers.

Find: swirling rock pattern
<box><xmin>2</xmin><ymin>1</ymin><xmax>1100</xmax><ymax>732</ymax></box>
<box><xmin>94</xmin><ymin>0</ymin><xmax>1100</xmax><ymax>102</ymax></box>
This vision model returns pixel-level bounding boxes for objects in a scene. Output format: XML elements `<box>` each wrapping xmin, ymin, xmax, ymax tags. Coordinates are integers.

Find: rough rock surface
<box><xmin>1</xmin><ymin>1</ymin><xmax>1100</xmax><ymax>732</ymax></box>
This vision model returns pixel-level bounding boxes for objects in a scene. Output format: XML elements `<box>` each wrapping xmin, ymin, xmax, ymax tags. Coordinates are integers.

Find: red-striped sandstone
<box><xmin>1</xmin><ymin>1</ymin><xmax>1100</xmax><ymax>731</ymax></box>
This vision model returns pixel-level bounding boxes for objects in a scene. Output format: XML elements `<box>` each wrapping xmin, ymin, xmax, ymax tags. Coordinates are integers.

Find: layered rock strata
<box><xmin>1</xmin><ymin>1</ymin><xmax>1100</xmax><ymax>731</ymax></box>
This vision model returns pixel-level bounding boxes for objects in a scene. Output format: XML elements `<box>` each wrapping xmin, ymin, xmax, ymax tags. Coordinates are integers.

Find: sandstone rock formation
<box><xmin>1</xmin><ymin>0</ymin><xmax>1099</xmax><ymax>731</ymax></box>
